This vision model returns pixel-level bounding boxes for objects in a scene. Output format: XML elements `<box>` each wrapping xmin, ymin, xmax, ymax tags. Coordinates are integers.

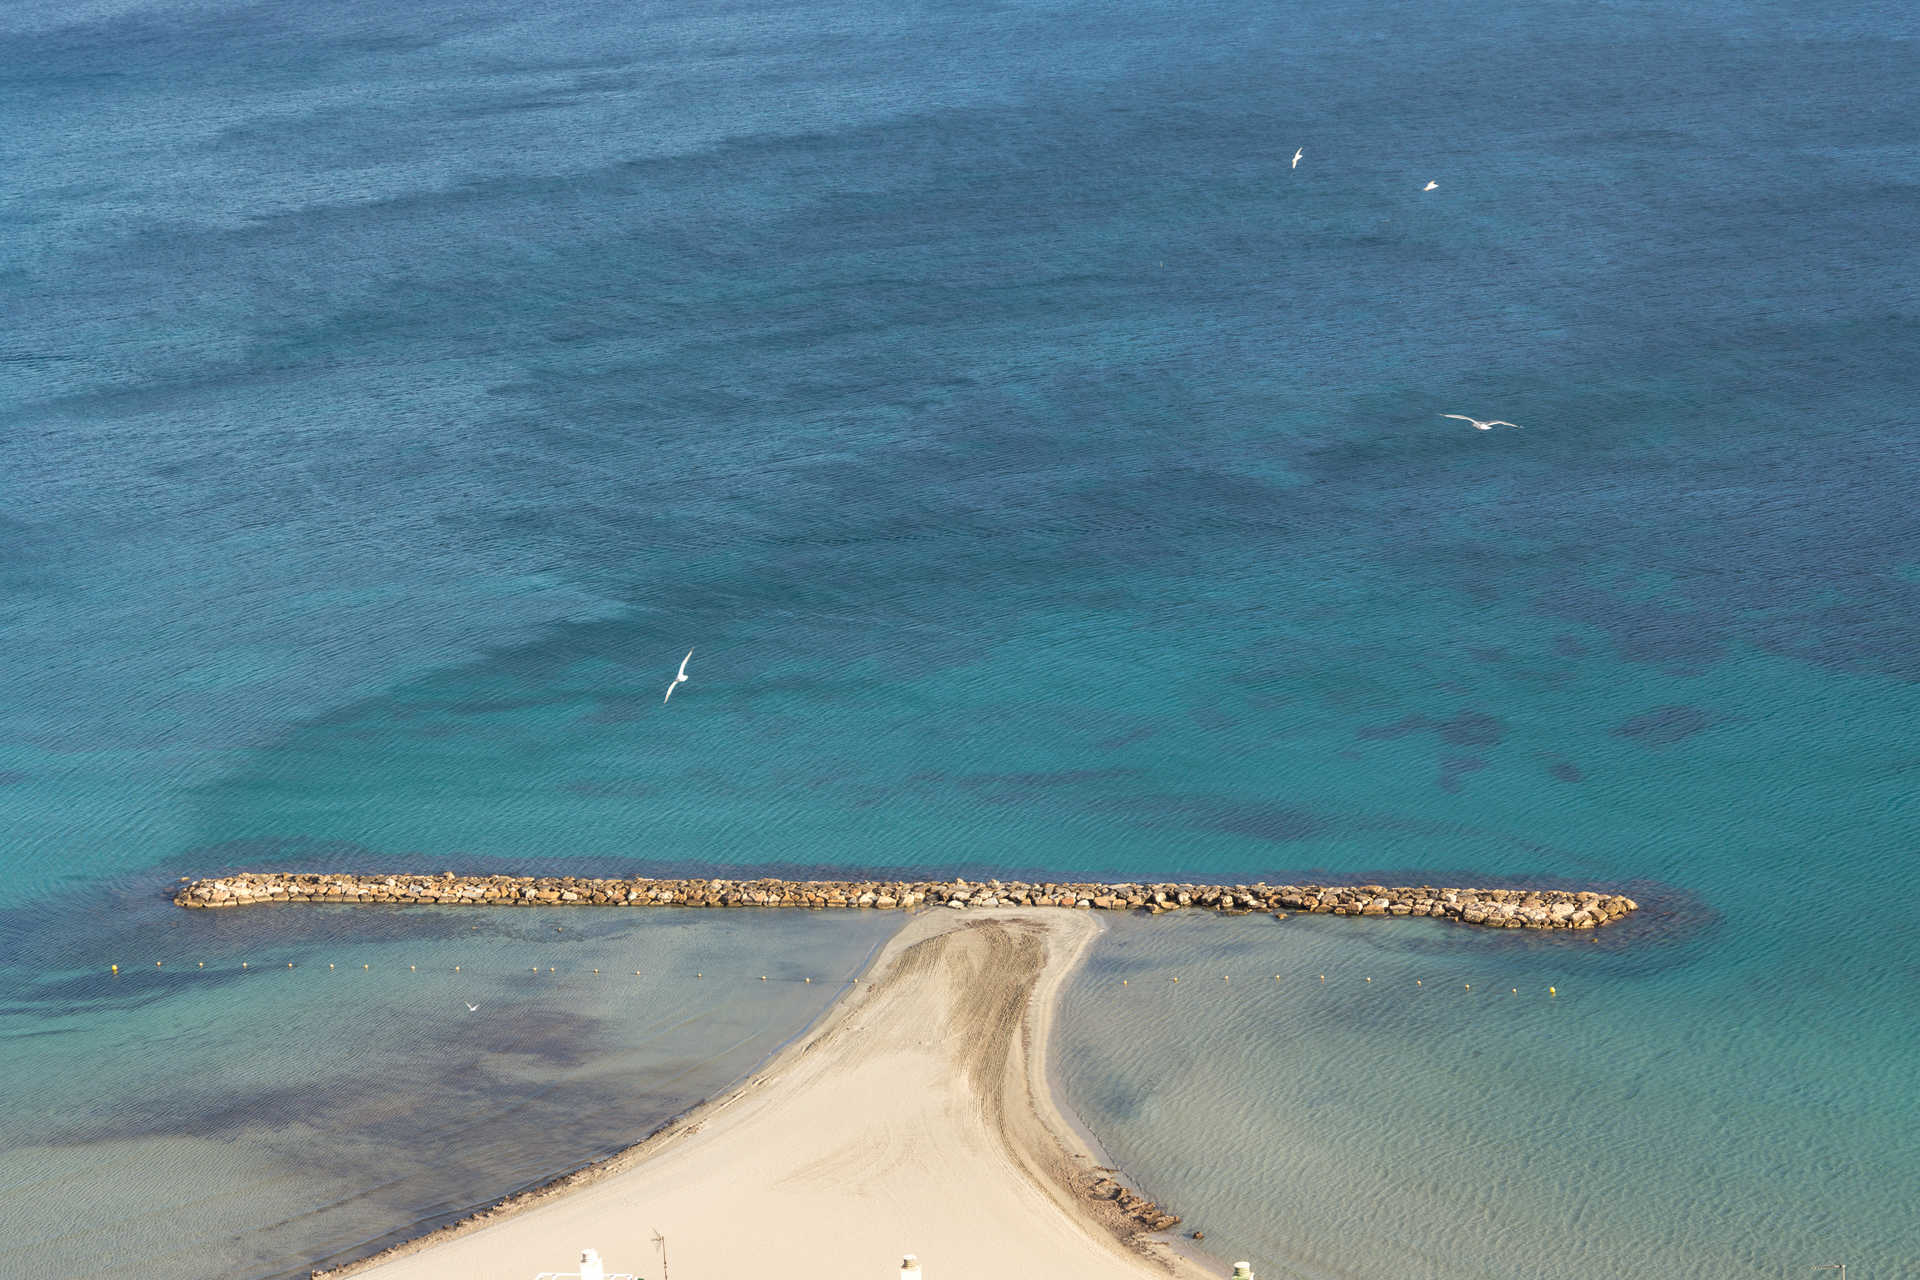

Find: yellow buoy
<box><xmin>1464</xmin><ymin>983</ymin><xmax>1470</xmax><ymax>990</ymax></box>
<box><xmin>1319</xmin><ymin>974</ymin><xmax>1325</xmax><ymax>982</ymax></box>
<box><xmin>288</xmin><ymin>962</ymin><xmax>294</xmax><ymax>968</ymax></box>
<box><xmin>1122</xmin><ymin>979</ymin><xmax>1129</xmax><ymax>985</ymax></box>
<box><xmin>199</xmin><ymin>962</ymin><xmax>205</xmax><ymax>968</ymax></box>
<box><xmin>1365</xmin><ymin>977</ymin><xmax>1372</xmax><ymax>983</ymax></box>
<box><xmin>1416</xmin><ymin>979</ymin><xmax>1422</xmax><ymax>986</ymax></box>
<box><xmin>805</xmin><ymin>977</ymin><xmax>812</xmax><ymax>983</ymax></box>
<box><xmin>156</xmin><ymin>961</ymin><xmax>163</xmax><ymax>967</ymax></box>
<box><xmin>1511</xmin><ymin>988</ymin><xmax>1517</xmax><ymax>995</ymax></box>
<box><xmin>760</xmin><ymin>975</ymin><xmax>767</xmax><ymax>981</ymax></box>
<box><xmin>548</xmin><ymin>967</ymin><xmax>554</xmax><ymax>973</ymax></box>
<box><xmin>410</xmin><ymin>966</ymin><xmax>416</xmax><ymax>972</ymax></box>
<box><xmin>329</xmin><ymin>964</ymin><xmax>334</xmax><ymax>970</ymax></box>
<box><xmin>454</xmin><ymin>966</ymin><xmax>460</xmax><ymax>972</ymax></box>
<box><xmin>593</xmin><ymin>969</ymin><xmax>600</xmax><ymax>974</ymax></box>
<box><xmin>1171</xmin><ymin>977</ymin><xmax>1179</xmax><ymax>983</ymax></box>
<box><xmin>1223</xmin><ymin>975</ymin><xmax>1229</xmax><ymax>982</ymax></box>
<box><xmin>696</xmin><ymin>973</ymin><xmax>703</xmax><ymax>978</ymax></box>
<box><xmin>111</xmin><ymin>965</ymin><xmax>118</xmax><ymax>974</ymax></box>
<box><xmin>242</xmin><ymin>962</ymin><xmax>248</xmax><ymax>969</ymax></box>
<box><xmin>363</xmin><ymin>964</ymin><xmax>369</xmax><ymax>970</ymax></box>
<box><xmin>1549</xmin><ymin>986</ymin><xmax>1557</xmax><ymax>996</ymax></box>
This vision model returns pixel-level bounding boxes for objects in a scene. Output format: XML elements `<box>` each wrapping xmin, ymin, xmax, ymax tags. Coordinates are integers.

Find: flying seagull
<box><xmin>1292</xmin><ymin>147</ymin><xmax>1303</xmax><ymax>169</ymax></box>
<box><xmin>664</xmin><ymin>649</ymin><xmax>693</xmax><ymax>703</ymax></box>
<box><xmin>1423</xmin><ymin>180</ymin><xmax>1438</xmax><ymax>191</ymax></box>
<box><xmin>465</xmin><ymin>1002</ymin><xmax>479</xmax><ymax>1012</ymax></box>
<box><xmin>1442</xmin><ymin>414</ymin><xmax>1522</xmax><ymax>431</ymax></box>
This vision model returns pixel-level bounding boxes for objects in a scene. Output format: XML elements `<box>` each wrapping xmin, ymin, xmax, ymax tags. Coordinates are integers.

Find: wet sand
<box><xmin>337</xmin><ymin>909</ymin><xmax>1215</xmax><ymax>1280</ymax></box>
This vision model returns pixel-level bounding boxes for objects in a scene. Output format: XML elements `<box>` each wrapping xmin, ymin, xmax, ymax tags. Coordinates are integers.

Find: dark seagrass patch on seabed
<box><xmin>560</xmin><ymin>778</ymin><xmax>658</xmax><ymax>799</ymax></box>
<box><xmin>1437</xmin><ymin>756</ymin><xmax>1486</xmax><ymax>792</ymax></box>
<box><xmin>1548</xmin><ymin>597</ymin><xmax>1729</xmax><ymax>675</ymax></box>
<box><xmin>954</xmin><ymin>766</ymin><xmax>1143</xmax><ymax>799</ymax></box>
<box><xmin>27</xmin><ymin>1002</ymin><xmax>610</xmax><ymax>1152</ymax></box>
<box><xmin>1097</xmin><ymin>724</ymin><xmax>1159</xmax><ymax>750</ymax></box>
<box><xmin>1357</xmin><ymin>709</ymin><xmax>1508</xmax><ymax>748</ymax></box>
<box><xmin>1131</xmin><ymin>795</ymin><xmax>1329</xmax><ymax>844</ymax></box>
<box><xmin>1612</xmin><ymin>704</ymin><xmax>1715</xmax><ymax>746</ymax></box>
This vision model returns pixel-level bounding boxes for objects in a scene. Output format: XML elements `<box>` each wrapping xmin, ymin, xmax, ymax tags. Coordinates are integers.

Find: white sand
<box><xmin>343</xmin><ymin>909</ymin><xmax>1216</xmax><ymax>1280</ymax></box>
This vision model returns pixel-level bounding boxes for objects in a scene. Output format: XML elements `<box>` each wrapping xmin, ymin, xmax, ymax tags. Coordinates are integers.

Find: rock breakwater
<box><xmin>174</xmin><ymin>873</ymin><xmax>1638</xmax><ymax>930</ymax></box>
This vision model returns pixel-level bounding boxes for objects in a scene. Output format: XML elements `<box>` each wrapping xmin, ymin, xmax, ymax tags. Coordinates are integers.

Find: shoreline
<box><xmin>179</xmin><ymin>871</ymin><xmax>1639</xmax><ymax>931</ymax></box>
<box><xmin>304</xmin><ymin>923</ymin><xmax>903</xmax><ymax>1277</ymax></box>
<box><xmin>321</xmin><ymin>909</ymin><xmax>1219</xmax><ymax>1280</ymax></box>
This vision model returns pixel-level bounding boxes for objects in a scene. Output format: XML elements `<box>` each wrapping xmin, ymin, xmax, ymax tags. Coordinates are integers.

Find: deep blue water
<box><xmin>3</xmin><ymin>0</ymin><xmax>1916</xmax><ymax>1274</ymax></box>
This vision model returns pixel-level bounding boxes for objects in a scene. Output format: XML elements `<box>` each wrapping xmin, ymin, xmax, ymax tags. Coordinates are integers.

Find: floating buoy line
<box><xmin>101</xmin><ymin>962</ymin><xmax>1571</xmax><ymax>998</ymax></box>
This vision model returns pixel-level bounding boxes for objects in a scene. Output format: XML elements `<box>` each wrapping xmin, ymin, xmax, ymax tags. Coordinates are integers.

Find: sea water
<box><xmin>1059</xmin><ymin>910</ymin><xmax>1920</xmax><ymax>1279</ymax></box>
<box><xmin>0</xmin><ymin>897</ymin><xmax>897</xmax><ymax>1279</ymax></box>
<box><xmin>3</xmin><ymin>0</ymin><xmax>1916</xmax><ymax>1274</ymax></box>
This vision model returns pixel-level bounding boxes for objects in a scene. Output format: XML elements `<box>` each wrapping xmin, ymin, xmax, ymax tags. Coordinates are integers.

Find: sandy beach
<box><xmin>339</xmin><ymin>909</ymin><xmax>1217</xmax><ymax>1280</ymax></box>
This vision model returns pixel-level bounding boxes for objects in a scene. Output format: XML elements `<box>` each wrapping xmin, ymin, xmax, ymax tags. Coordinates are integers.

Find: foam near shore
<box><xmin>324</xmin><ymin>909</ymin><xmax>1214</xmax><ymax>1280</ymax></box>
<box><xmin>177</xmin><ymin>873</ymin><xmax>1638</xmax><ymax>930</ymax></box>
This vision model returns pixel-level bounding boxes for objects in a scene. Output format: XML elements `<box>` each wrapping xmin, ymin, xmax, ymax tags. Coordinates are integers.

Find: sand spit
<box><xmin>178</xmin><ymin>872</ymin><xmax>1639</xmax><ymax>931</ymax></box>
<box><xmin>321</xmin><ymin>910</ymin><xmax>1214</xmax><ymax>1280</ymax></box>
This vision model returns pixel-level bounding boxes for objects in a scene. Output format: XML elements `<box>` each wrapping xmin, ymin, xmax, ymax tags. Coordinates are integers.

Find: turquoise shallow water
<box><xmin>3</xmin><ymin>0</ymin><xmax>1918</xmax><ymax>1273</ymax></box>
<box><xmin>0</xmin><ymin>902</ymin><xmax>897</xmax><ymax>1279</ymax></box>
<box><xmin>1060</xmin><ymin>911</ymin><xmax>1920</xmax><ymax>1279</ymax></box>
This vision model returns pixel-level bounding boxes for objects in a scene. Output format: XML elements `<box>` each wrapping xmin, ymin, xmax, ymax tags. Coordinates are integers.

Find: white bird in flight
<box><xmin>465</xmin><ymin>1002</ymin><xmax>479</xmax><ymax>1012</ymax></box>
<box><xmin>1423</xmin><ymin>180</ymin><xmax>1438</xmax><ymax>191</ymax></box>
<box><xmin>1443</xmin><ymin>414</ymin><xmax>1522</xmax><ymax>431</ymax></box>
<box><xmin>664</xmin><ymin>649</ymin><xmax>693</xmax><ymax>703</ymax></box>
<box><xmin>1292</xmin><ymin>147</ymin><xmax>1303</xmax><ymax>169</ymax></box>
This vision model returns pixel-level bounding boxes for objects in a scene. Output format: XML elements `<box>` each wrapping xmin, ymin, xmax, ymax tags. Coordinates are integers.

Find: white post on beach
<box><xmin>579</xmin><ymin>1248</ymin><xmax>605</xmax><ymax>1280</ymax></box>
<box><xmin>1230</xmin><ymin>1264</ymin><xmax>1254</xmax><ymax>1280</ymax></box>
<box><xmin>900</xmin><ymin>1254</ymin><xmax>922</xmax><ymax>1280</ymax></box>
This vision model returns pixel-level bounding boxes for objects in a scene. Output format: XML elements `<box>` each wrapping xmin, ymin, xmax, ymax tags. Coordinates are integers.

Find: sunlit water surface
<box><xmin>3</xmin><ymin>0</ymin><xmax>1916</xmax><ymax>1273</ymax></box>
